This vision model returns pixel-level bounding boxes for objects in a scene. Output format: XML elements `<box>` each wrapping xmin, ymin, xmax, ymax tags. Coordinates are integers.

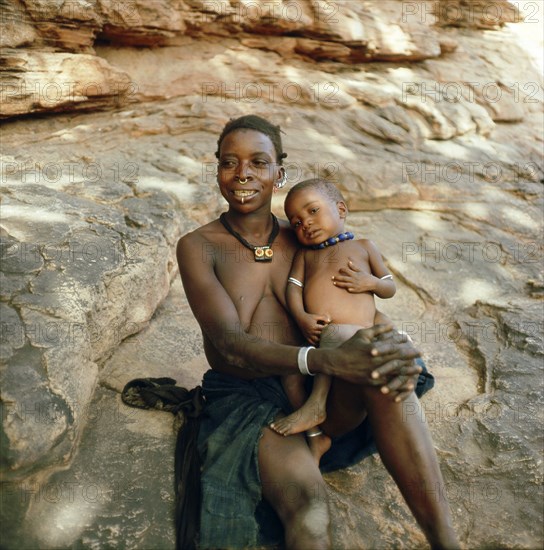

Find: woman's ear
<box><xmin>274</xmin><ymin>166</ymin><xmax>287</xmax><ymax>189</ymax></box>
<box><xmin>337</xmin><ymin>201</ymin><xmax>348</xmax><ymax>218</ymax></box>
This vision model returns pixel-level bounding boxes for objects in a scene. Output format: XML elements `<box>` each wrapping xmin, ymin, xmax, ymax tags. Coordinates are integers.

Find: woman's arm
<box><xmin>177</xmin><ymin>231</ymin><xmax>421</xmax><ymax>391</ymax></box>
<box><xmin>178</xmin><ymin>231</ymin><xmax>299</xmax><ymax>376</ymax></box>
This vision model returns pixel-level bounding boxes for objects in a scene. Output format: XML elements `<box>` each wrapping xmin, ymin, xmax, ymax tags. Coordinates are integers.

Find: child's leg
<box><xmin>374</xmin><ymin>309</ymin><xmax>392</xmax><ymax>327</ymax></box>
<box><xmin>270</xmin><ymin>374</ymin><xmax>331</xmax><ymax>436</ymax></box>
<box><xmin>281</xmin><ymin>373</ymin><xmax>309</xmax><ymax>411</ymax></box>
<box><xmin>271</xmin><ymin>374</ymin><xmax>332</xmax><ymax>465</ymax></box>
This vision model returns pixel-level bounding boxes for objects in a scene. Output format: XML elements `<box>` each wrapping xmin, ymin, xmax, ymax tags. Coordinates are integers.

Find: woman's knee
<box><xmin>284</xmin><ymin>496</ymin><xmax>331</xmax><ymax>547</ymax></box>
<box><xmin>274</xmin><ymin>478</ymin><xmax>330</xmax><ymax>525</ymax></box>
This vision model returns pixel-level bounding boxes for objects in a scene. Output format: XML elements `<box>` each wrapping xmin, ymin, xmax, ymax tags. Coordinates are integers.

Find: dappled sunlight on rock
<box><xmin>463</xmin><ymin>201</ymin><xmax>489</xmax><ymax>219</ymax></box>
<box><xmin>460</xmin><ymin>278</ymin><xmax>499</xmax><ymax>304</ymax></box>
<box><xmin>506</xmin><ymin>0</ymin><xmax>544</xmax><ymax>70</ymax></box>
<box><xmin>1</xmin><ymin>205</ymin><xmax>71</xmax><ymax>224</ymax></box>
<box><xmin>375</xmin><ymin>21</ymin><xmax>414</xmax><ymax>53</ymax></box>
<box><xmin>32</xmin><ymin>496</ymin><xmax>102</xmax><ymax>548</ymax></box>
<box><xmin>500</xmin><ymin>203</ymin><xmax>541</xmax><ymax>231</ymax></box>
<box><xmin>407</xmin><ymin>210</ymin><xmax>445</xmax><ymax>231</ymax></box>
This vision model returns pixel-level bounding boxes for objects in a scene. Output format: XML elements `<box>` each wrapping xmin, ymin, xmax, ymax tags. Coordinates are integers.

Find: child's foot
<box><xmin>270</xmin><ymin>399</ymin><xmax>326</xmax><ymax>436</ymax></box>
<box><xmin>306</xmin><ymin>429</ymin><xmax>332</xmax><ymax>465</ymax></box>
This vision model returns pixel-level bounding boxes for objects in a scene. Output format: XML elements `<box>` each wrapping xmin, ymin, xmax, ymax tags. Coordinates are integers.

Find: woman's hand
<box><xmin>368</xmin><ymin>329</ymin><xmax>422</xmax><ymax>401</ymax></box>
<box><xmin>324</xmin><ymin>325</ymin><xmax>422</xmax><ymax>401</ymax></box>
<box><xmin>377</xmin><ymin>369</ymin><xmax>420</xmax><ymax>402</ymax></box>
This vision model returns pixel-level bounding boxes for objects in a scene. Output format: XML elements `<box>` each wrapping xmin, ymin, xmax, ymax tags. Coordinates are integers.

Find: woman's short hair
<box><xmin>215</xmin><ymin>115</ymin><xmax>287</xmax><ymax>164</ymax></box>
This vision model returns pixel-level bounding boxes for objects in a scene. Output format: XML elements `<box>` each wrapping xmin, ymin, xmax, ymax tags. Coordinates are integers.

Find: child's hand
<box><xmin>299</xmin><ymin>313</ymin><xmax>331</xmax><ymax>345</ymax></box>
<box><xmin>332</xmin><ymin>260</ymin><xmax>377</xmax><ymax>293</ymax></box>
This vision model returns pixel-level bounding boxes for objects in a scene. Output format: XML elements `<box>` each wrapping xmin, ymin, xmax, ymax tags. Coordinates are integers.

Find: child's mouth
<box><xmin>305</xmin><ymin>229</ymin><xmax>321</xmax><ymax>240</ymax></box>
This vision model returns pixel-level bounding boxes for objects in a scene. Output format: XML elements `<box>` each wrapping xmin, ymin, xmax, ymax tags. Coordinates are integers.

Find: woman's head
<box><xmin>215</xmin><ymin>115</ymin><xmax>287</xmax><ymax>164</ymax></box>
<box><xmin>216</xmin><ymin>116</ymin><xmax>287</xmax><ymax>213</ymax></box>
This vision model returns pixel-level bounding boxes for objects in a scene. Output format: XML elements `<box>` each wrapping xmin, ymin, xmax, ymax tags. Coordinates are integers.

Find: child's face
<box><xmin>285</xmin><ymin>189</ymin><xmax>346</xmax><ymax>247</ymax></box>
<box><xmin>217</xmin><ymin>129</ymin><xmax>284</xmax><ymax>213</ymax></box>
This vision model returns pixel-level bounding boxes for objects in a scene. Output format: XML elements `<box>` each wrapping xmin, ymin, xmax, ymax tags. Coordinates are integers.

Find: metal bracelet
<box><xmin>297</xmin><ymin>346</ymin><xmax>316</xmax><ymax>376</ymax></box>
<box><xmin>288</xmin><ymin>277</ymin><xmax>304</xmax><ymax>288</ymax></box>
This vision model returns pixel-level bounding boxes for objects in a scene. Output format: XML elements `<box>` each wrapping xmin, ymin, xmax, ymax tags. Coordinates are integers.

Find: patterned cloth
<box><xmin>198</xmin><ymin>359</ymin><xmax>434</xmax><ymax>548</ymax></box>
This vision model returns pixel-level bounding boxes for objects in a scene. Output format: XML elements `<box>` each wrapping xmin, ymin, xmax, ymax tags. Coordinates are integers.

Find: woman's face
<box><xmin>217</xmin><ymin>129</ymin><xmax>284</xmax><ymax>213</ymax></box>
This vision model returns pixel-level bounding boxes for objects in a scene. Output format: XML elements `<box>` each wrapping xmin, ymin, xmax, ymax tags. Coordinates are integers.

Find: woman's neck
<box><xmin>225</xmin><ymin>208</ymin><xmax>274</xmax><ymax>237</ymax></box>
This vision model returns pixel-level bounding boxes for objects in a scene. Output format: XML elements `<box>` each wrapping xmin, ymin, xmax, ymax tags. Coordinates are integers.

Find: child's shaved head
<box><xmin>285</xmin><ymin>178</ymin><xmax>345</xmax><ymax>206</ymax></box>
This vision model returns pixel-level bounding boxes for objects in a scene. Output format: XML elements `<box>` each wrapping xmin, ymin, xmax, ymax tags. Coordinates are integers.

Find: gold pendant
<box><xmin>254</xmin><ymin>246</ymin><xmax>273</xmax><ymax>262</ymax></box>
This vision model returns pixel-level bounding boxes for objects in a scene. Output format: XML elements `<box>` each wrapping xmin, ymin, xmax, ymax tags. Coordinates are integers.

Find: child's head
<box><xmin>284</xmin><ymin>179</ymin><xmax>348</xmax><ymax>247</ymax></box>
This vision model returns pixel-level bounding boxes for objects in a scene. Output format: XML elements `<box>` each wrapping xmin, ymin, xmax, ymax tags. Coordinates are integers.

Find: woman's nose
<box><xmin>236</xmin><ymin>162</ymin><xmax>250</xmax><ymax>180</ymax></box>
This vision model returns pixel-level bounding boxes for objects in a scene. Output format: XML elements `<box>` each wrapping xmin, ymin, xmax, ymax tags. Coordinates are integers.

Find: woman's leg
<box><xmin>259</xmin><ymin>426</ymin><xmax>331</xmax><ymax>549</ymax></box>
<box><xmin>324</xmin><ymin>379</ymin><xmax>459</xmax><ymax>549</ymax></box>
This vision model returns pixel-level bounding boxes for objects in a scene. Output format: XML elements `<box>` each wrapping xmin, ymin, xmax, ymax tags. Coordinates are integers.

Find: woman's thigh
<box><xmin>258</xmin><ymin>426</ymin><xmax>327</xmax><ymax>520</ymax></box>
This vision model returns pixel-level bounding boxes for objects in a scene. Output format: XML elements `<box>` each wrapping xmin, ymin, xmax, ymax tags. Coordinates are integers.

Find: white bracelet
<box><xmin>297</xmin><ymin>346</ymin><xmax>316</xmax><ymax>376</ymax></box>
<box><xmin>398</xmin><ymin>330</ymin><xmax>414</xmax><ymax>343</ymax></box>
<box><xmin>380</xmin><ymin>274</ymin><xmax>393</xmax><ymax>280</ymax></box>
<box><xmin>288</xmin><ymin>277</ymin><xmax>304</xmax><ymax>288</ymax></box>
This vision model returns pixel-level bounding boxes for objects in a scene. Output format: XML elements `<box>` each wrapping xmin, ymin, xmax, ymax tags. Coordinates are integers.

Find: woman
<box><xmin>177</xmin><ymin>115</ymin><xmax>459</xmax><ymax>549</ymax></box>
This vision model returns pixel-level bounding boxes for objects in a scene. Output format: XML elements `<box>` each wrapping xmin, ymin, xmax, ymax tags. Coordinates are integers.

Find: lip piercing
<box><xmin>238</xmin><ymin>177</ymin><xmax>248</xmax><ymax>185</ymax></box>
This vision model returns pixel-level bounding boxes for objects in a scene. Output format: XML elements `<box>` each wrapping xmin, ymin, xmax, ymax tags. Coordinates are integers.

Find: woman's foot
<box><xmin>270</xmin><ymin>398</ymin><xmax>326</xmax><ymax>436</ymax></box>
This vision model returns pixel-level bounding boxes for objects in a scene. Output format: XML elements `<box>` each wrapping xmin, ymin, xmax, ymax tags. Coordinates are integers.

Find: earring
<box><xmin>274</xmin><ymin>172</ymin><xmax>287</xmax><ymax>190</ymax></box>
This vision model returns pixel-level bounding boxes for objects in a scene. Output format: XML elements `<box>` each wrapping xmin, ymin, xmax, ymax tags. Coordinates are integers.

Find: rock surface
<box><xmin>1</xmin><ymin>0</ymin><xmax>543</xmax><ymax>548</ymax></box>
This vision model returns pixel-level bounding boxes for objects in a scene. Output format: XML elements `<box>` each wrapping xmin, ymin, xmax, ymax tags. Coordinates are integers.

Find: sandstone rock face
<box><xmin>1</xmin><ymin>0</ymin><xmax>542</xmax><ymax>548</ymax></box>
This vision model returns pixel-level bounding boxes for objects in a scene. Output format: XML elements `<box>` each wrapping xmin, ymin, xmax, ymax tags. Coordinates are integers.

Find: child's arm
<box><xmin>286</xmin><ymin>250</ymin><xmax>307</xmax><ymax>323</ymax></box>
<box><xmin>333</xmin><ymin>240</ymin><xmax>396</xmax><ymax>299</ymax></box>
<box><xmin>287</xmin><ymin>251</ymin><xmax>331</xmax><ymax>346</ymax></box>
<box><xmin>366</xmin><ymin>240</ymin><xmax>396</xmax><ymax>298</ymax></box>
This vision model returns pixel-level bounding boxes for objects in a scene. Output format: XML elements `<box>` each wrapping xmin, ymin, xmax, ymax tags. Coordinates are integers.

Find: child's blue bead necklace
<box><xmin>311</xmin><ymin>231</ymin><xmax>355</xmax><ymax>250</ymax></box>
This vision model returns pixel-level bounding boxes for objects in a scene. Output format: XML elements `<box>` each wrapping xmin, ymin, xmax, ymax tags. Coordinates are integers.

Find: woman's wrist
<box><xmin>306</xmin><ymin>347</ymin><xmax>331</xmax><ymax>376</ymax></box>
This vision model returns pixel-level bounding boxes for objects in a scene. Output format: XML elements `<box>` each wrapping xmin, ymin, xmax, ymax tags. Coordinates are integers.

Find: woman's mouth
<box><xmin>232</xmin><ymin>190</ymin><xmax>257</xmax><ymax>204</ymax></box>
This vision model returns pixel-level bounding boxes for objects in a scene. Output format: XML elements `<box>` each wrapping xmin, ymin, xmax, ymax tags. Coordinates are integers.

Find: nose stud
<box><xmin>237</xmin><ymin>177</ymin><xmax>248</xmax><ymax>185</ymax></box>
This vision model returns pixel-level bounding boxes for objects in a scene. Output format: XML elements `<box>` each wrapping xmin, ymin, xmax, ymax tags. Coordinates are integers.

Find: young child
<box><xmin>269</xmin><ymin>178</ymin><xmax>396</xmax><ymax>461</ymax></box>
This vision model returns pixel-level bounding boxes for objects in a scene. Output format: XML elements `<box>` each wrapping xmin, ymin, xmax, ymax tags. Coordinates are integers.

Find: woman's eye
<box><xmin>219</xmin><ymin>160</ymin><xmax>236</xmax><ymax>168</ymax></box>
<box><xmin>252</xmin><ymin>159</ymin><xmax>269</xmax><ymax>168</ymax></box>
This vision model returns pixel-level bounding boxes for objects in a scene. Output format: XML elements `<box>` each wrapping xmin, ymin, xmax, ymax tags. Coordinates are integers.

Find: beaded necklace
<box><xmin>219</xmin><ymin>213</ymin><xmax>280</xmax><ymax>262</ymax></box>
<box><xmin>311</xmin><ymin>231</ymin><xmax>355</xmax><ymax>250</ymax></box>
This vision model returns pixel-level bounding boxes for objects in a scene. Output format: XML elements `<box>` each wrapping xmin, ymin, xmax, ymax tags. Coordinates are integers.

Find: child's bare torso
<box><xmin>303</xmin><ymin>239</ymin><xmax>376</xmax><ymax>327</ymax></box>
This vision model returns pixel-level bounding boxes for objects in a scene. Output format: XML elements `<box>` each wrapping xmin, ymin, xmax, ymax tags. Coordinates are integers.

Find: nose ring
<box><xmin>238</xmin><ymin>177</ymin><xmax>248</xmax><ymax>185</ymax></box>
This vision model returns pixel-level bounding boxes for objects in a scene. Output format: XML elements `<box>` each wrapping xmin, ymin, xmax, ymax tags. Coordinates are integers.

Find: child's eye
<box><xmin>310</xmin><ymin>207</ymin><xmax>319</xmax><ymax>214</ymax></box>
<box><xmin>293</xmin><ymin>221</ymin><xmax>301</xmax><ymax>228</ymax></box>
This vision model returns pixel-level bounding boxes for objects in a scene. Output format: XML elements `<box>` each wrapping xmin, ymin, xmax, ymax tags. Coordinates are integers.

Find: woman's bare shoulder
<box><xmin>178</xmin><ymin>218</ymin><xmax>222</xmax><ymax>246</ymax></box>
